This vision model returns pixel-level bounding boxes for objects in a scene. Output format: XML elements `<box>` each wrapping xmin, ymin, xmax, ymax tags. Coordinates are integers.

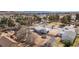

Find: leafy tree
<box><xmin>0</xmin><ymin>17</ymin><xmax>8</xmax><ymax>24</ymax></box>
<box><xmin>0</xmin><ymin>17</ymin><xmax>15</xmax><ymax>27</ymax></box>
<box><xmin>48</xmin><ymin>15</ymin><xmax>54</xmax><ymax>21</ymax></box>
<box><xmin>16</xmin><ymin>16</ymin><xmax>27</xmax><ymax>25</ymax></box>
<box><xmin>33</xmin><ymin>15</ymin><xmax>41</xmax><ymax>22</ymax></box>
<box><xmin>61</xmin><ymin>15</ymin><xmax>71</xmax><ymax>24</ymax></box>
<box><xmin>54</xmin><ymin>14</ymin><xmax>59</xmax><ymax>21</ymax></box>
<box><xmin>7</xmin><ymin>18</ymin><xmax>15</xmax><ymax>27</ymax></box>
<box><xmin>76</xmin><ymin>14</ymin><xmax>79</xmax><ymax>20</ymax></box>
<box><xmin>48</xmin><ymin>14</ymin><xmax>59</xmax><ymax>22</ymax></box>
<box><xmin>0</xmin><ymin>17</ymin><xmax>8</xmax><ymax>28</ymax></box>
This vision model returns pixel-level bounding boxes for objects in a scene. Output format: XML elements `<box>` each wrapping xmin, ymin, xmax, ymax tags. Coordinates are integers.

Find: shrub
<box><xmin>7</xmin><ymin>19</ymin><xmax>15</xmax><ymax>27</ymax></box>
<box><xmin>16</xmin><ymin>16</ymin><xmax>27</xmax><ymax>25</ymax></box>
<box><xmin>62</xmin><ymin>40</ymin><xmax>72</xmax><ymax>47</ymax></box>
<box><xmin>0</xmin><ymin>17</ymin><xmax>15</xmax><ymax>27</ymax></box>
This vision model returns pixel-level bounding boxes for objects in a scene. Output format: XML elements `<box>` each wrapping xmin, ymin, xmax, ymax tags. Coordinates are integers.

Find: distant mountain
<box><xmin>14</xmin><ymin>11</ymin><xmax>79</xmax><ymax>14</ymax></box>
<box><xmin>0</xmin><ymin>11</ymin><xmax>79</xmax><ymax>15</ymax></box>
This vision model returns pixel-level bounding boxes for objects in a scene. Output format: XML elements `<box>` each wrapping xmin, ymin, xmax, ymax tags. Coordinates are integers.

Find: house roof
<box><xmin>0</xmin><ymin>32</ymin><xmax>17</xmax><ymax>43</ymax></box>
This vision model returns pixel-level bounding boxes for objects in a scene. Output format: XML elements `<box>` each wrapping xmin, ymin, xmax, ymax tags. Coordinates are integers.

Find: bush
<box><xmin>7</xmin><ymin>19</ymin><xmax>15</xmax><ymax>27</ymax></box>
<box><xmin>16</xmin><ymin>16</ymin><xmax>27</xmax><ymax>25</ymax></box>
<box><xmin>0</xmin><ymin>17</ymin><xmax>8</xmax><ymax>24</ymax></box>
<box><xmin>0</xmin><ymin>17</ymin><xmax>15</xmax><ymax>28</ymax></box>
<box><xmin>61</xmin><ymin>15</ymin><xmax>71</xmax><ymax>24</ymax></box>
<box><xmin>0</xmin><ymin>17</ymin><xmax>8</xmax><ymax>28</ymax></box>
<box><xmin>62</xmin><ymin>40</ymin><xmax>72</xmax><ymax>47</ymax></box>
<box><xmin>76</xmin><ymin>14</ymin><xmax>79</xmax><ymax>20</ymax></box>
<box><xmin>48</xmin><ymin>15</ymin><xmax>59</xmax><ymax>22</ymax></box>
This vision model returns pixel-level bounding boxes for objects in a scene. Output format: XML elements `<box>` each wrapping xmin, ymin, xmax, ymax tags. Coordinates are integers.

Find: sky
<box><xmin>0</xmin><ymin>0</ymin><xmax>79</xmax><ymax>11</ymax></box>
